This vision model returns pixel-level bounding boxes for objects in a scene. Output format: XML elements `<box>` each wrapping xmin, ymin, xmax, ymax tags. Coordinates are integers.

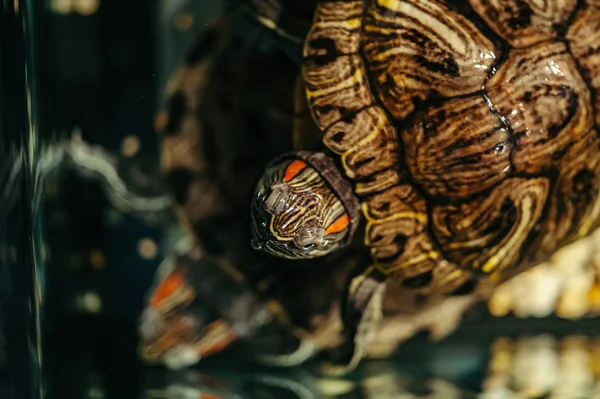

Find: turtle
<box><xmin>249</xmin><ymin>0</ymin><xmax>600</xmax><ymax>372</ymax></box>
<box><xmin>135</xmin><ymin>3</ymin><xmax>483</xmax><ymax>371</ymax></box>
<box><xmin>135</xmin><ymin>11</ymin><xmax>368</xmax><ymax>369</ymax></box>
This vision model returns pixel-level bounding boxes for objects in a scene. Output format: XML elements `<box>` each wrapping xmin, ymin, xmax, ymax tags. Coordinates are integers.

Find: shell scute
<box><xmin>304</xmin><ymin>54</ymin><xmax>373</xmax><ymax>128</ymax></box>
<box><xmin>324</xmin><ymin>107</ymin><xmax>398</xmax><ymax>181</ymax></box>
<box><xmin>363</xmin><ymin>182</ymin><xmax>427</xmax><ymax>250</ymax></box>
<box><xmin>485</xmin><ymin>41</ymin><xmax>594</xmax><ymax>174</ymax></box>
<box><xmin>363</xmin><ymin>184</ymin><xmax>426</xmax><ymax>220</ymax></box>
<box><xmin>402</xmin><ymin>95</ymin><xmax>513</xmax><ymax>200</ymax></box>
<box><xmin>566</xmin><ymin>2</ymin><xmax>600</xmax><ymax>126</ymax></box>
<box><xmin>371</xmin><ymin>232</ymin><xmax>439</xmax><ymax>275</ymax></box>
<box><xmin>363</xmin><ymin>0</ymin><xmax>499</xmax><ymax>120</ymax></box>
<box><xmin>537</xmin><ymin>128</ymin><xmax>600</xmax><ymax>256</ymax></box>
<box><xmin>431</xmin><ymin>177</ymin><xmax>550</xmax><ymax>275</ymax></box>
<box><xmin>354</xmin><ymin>168</ymin><xmax>402</xmax><ymax>196</ymax></box>
<box><xmin>304</xmin><ymin>0</ymin><xmax>364</xmax><ymax>56</ymax></box>
<box><xmin>467</xmin><ymin>0</ymin><xmax>578</xmax><ymax>48</ymax></box>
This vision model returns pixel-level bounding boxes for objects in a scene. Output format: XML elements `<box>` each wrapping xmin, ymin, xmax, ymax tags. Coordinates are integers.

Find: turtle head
<box><xmin>250</xmin><ymin>152</ymin><xmax>358</xmax><ymax>260</ymax></box>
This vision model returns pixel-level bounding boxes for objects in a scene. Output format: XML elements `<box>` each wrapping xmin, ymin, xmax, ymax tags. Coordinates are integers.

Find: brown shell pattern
<box><xmin>303</xmin><ymin>0</ymin><xmax>600</xmax><ymax>297</ymax></box>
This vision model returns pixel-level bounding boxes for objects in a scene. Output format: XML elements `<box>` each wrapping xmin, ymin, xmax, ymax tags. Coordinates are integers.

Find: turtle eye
<box><xmin>264</xmin><ymin>183</ymin><xmax>292</xmax><ymax>215</ymax></box>
<box><xmin>294</xmin><ymin>226</ymin><xmax>324</xmax><ymax>250</ymax></box>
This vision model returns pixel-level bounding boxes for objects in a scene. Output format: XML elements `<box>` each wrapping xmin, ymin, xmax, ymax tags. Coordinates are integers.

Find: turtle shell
<box><xmin>302</xmin><ymin>0</ymin><xmax>600</xmax><ymax>295</ymax></box>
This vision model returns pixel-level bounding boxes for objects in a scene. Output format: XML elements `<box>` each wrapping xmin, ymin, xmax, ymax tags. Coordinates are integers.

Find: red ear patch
<box><xmin>150</xmin><ymin>270</ymin><xmax>184</xmax><ymax>308</ymax></box>
<box><xmin>325</xmin><ymin>213</ymin><xmax>350</xmax><ymax>235</ymax></box>
<box><xmin>283</xmin><ymin>159</ymin><xmax>307</xmax><ymax>182</ymax></box>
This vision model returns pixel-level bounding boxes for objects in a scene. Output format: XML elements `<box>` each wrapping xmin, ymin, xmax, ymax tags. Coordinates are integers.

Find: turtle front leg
<box><xmin>324</xmin><ymin>266</ymin><xmax>387</xmax><ymax>375</ymax></box>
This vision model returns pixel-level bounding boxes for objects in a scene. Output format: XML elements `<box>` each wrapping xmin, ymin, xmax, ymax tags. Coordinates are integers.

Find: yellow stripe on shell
<box><xmin>578</xmin><ymin>189</ymin><xmax>600</xmax><ymax>238</ymax></box>
<box><xmin>305</xmin><ymin>69</ymin><xmax>366</xmax><ymax>101</ymax></box>
<box><xmin>446</xmin><ymin>234</ymin><xmax>497</xmax><ymax>250</ymax></box>
<box><xmin>313</xmin><ymin>18</ymin><xmax>362</xmax><ymax>31</ymax></box>
<box><xmin>382</xmin><ymin>251</ymin><xmax>439</xmax><ymax>274</ymax></box>
<box><xmin>376</xmin><ymin>0</ymin><xmax>468</xmax><ymax>54</ymax></box>
<box><xmin>481</xmin><ymin>196</ymin><xmax>534</xmax><ymax>273</ymax></box>
<box><xmin>361</xmin><ymin>202</ymin><xmax>427</xmax><ymax>227</ymax></box>
<box><xmin>369</xmin><ymin>46</ymin><xmax>415</xmax><ymax>62</ymax></box>
<box><xmin>326</xmin><ymin>109</ymin><xmax>389</xmax><ymax>180</ymax></box>
<box><xmin>363</xmin><ymin>24</ymin><xmax>401</xmax><ymax>36</ymax></box>
<box><xmin>354</xmin><ymin>171</ymin><xmax>399</xmax><ymax>195</ymax></box>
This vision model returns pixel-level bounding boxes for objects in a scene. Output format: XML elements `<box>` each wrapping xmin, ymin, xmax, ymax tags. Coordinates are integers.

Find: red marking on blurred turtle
<box><xmin>150</xmin><ymin>269</ymin><xmax>185</xmax><ymax>308</ymax></box>
<box><xmin>200</xmin><ymin>332</ymin><xmax>237</xmax><ymax>358</ymax></box>
<box><xmin>196</xmin><ymin>320</ymin><xmax>238</xmax><ymax>358</ymax></box>
<box><xmin>201</xmin><ymin>394</ymin><xmax>224</xmax><ymax>399</ymax></box>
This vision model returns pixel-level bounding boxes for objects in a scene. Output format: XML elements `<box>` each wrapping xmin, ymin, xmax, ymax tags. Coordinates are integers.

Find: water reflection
<box><xmin>0</xmin><ymin>0</ymin><xmax>44</xmax><ymax>397</ymax></box>
<box><xmin>137</xmin><ymin>332</ymin><xmax>600</xmax><ymax>398</ymax></box>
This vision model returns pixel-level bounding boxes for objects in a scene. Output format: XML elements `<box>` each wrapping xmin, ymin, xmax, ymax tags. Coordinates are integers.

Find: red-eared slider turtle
<box><xmin>136</xmin><ymin>14</ymin><xmax>370</xmax><ymax>369</ymax></box>
<box><xmin>136</xmin><ymin>6</ymin><xmax>472</xmax><ymax>371</ymax></box>
<box><xmin>250</xmin><ymin>0</ymin><xmax>600</xmax><ymax>372</ymax></box>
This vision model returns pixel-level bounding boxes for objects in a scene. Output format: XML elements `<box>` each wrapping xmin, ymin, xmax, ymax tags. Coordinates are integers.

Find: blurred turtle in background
<box><xmin>137</xmin><ymin>5</ymin><xmax>358</xmax><ymax>369</ymax></box>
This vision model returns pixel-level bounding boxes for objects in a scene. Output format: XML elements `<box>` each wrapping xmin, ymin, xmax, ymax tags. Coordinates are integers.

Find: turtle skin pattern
<box><xmin>303</xmin><ymin>0</ymin><xmax>600</xmax><ymax>299</ymax></box>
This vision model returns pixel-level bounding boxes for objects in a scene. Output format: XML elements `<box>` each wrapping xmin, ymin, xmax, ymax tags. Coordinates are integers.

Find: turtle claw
<box><xmin>321</xmin><ymin>267</ymin><xmax>387</xmax><ymax>376</ymax></box>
